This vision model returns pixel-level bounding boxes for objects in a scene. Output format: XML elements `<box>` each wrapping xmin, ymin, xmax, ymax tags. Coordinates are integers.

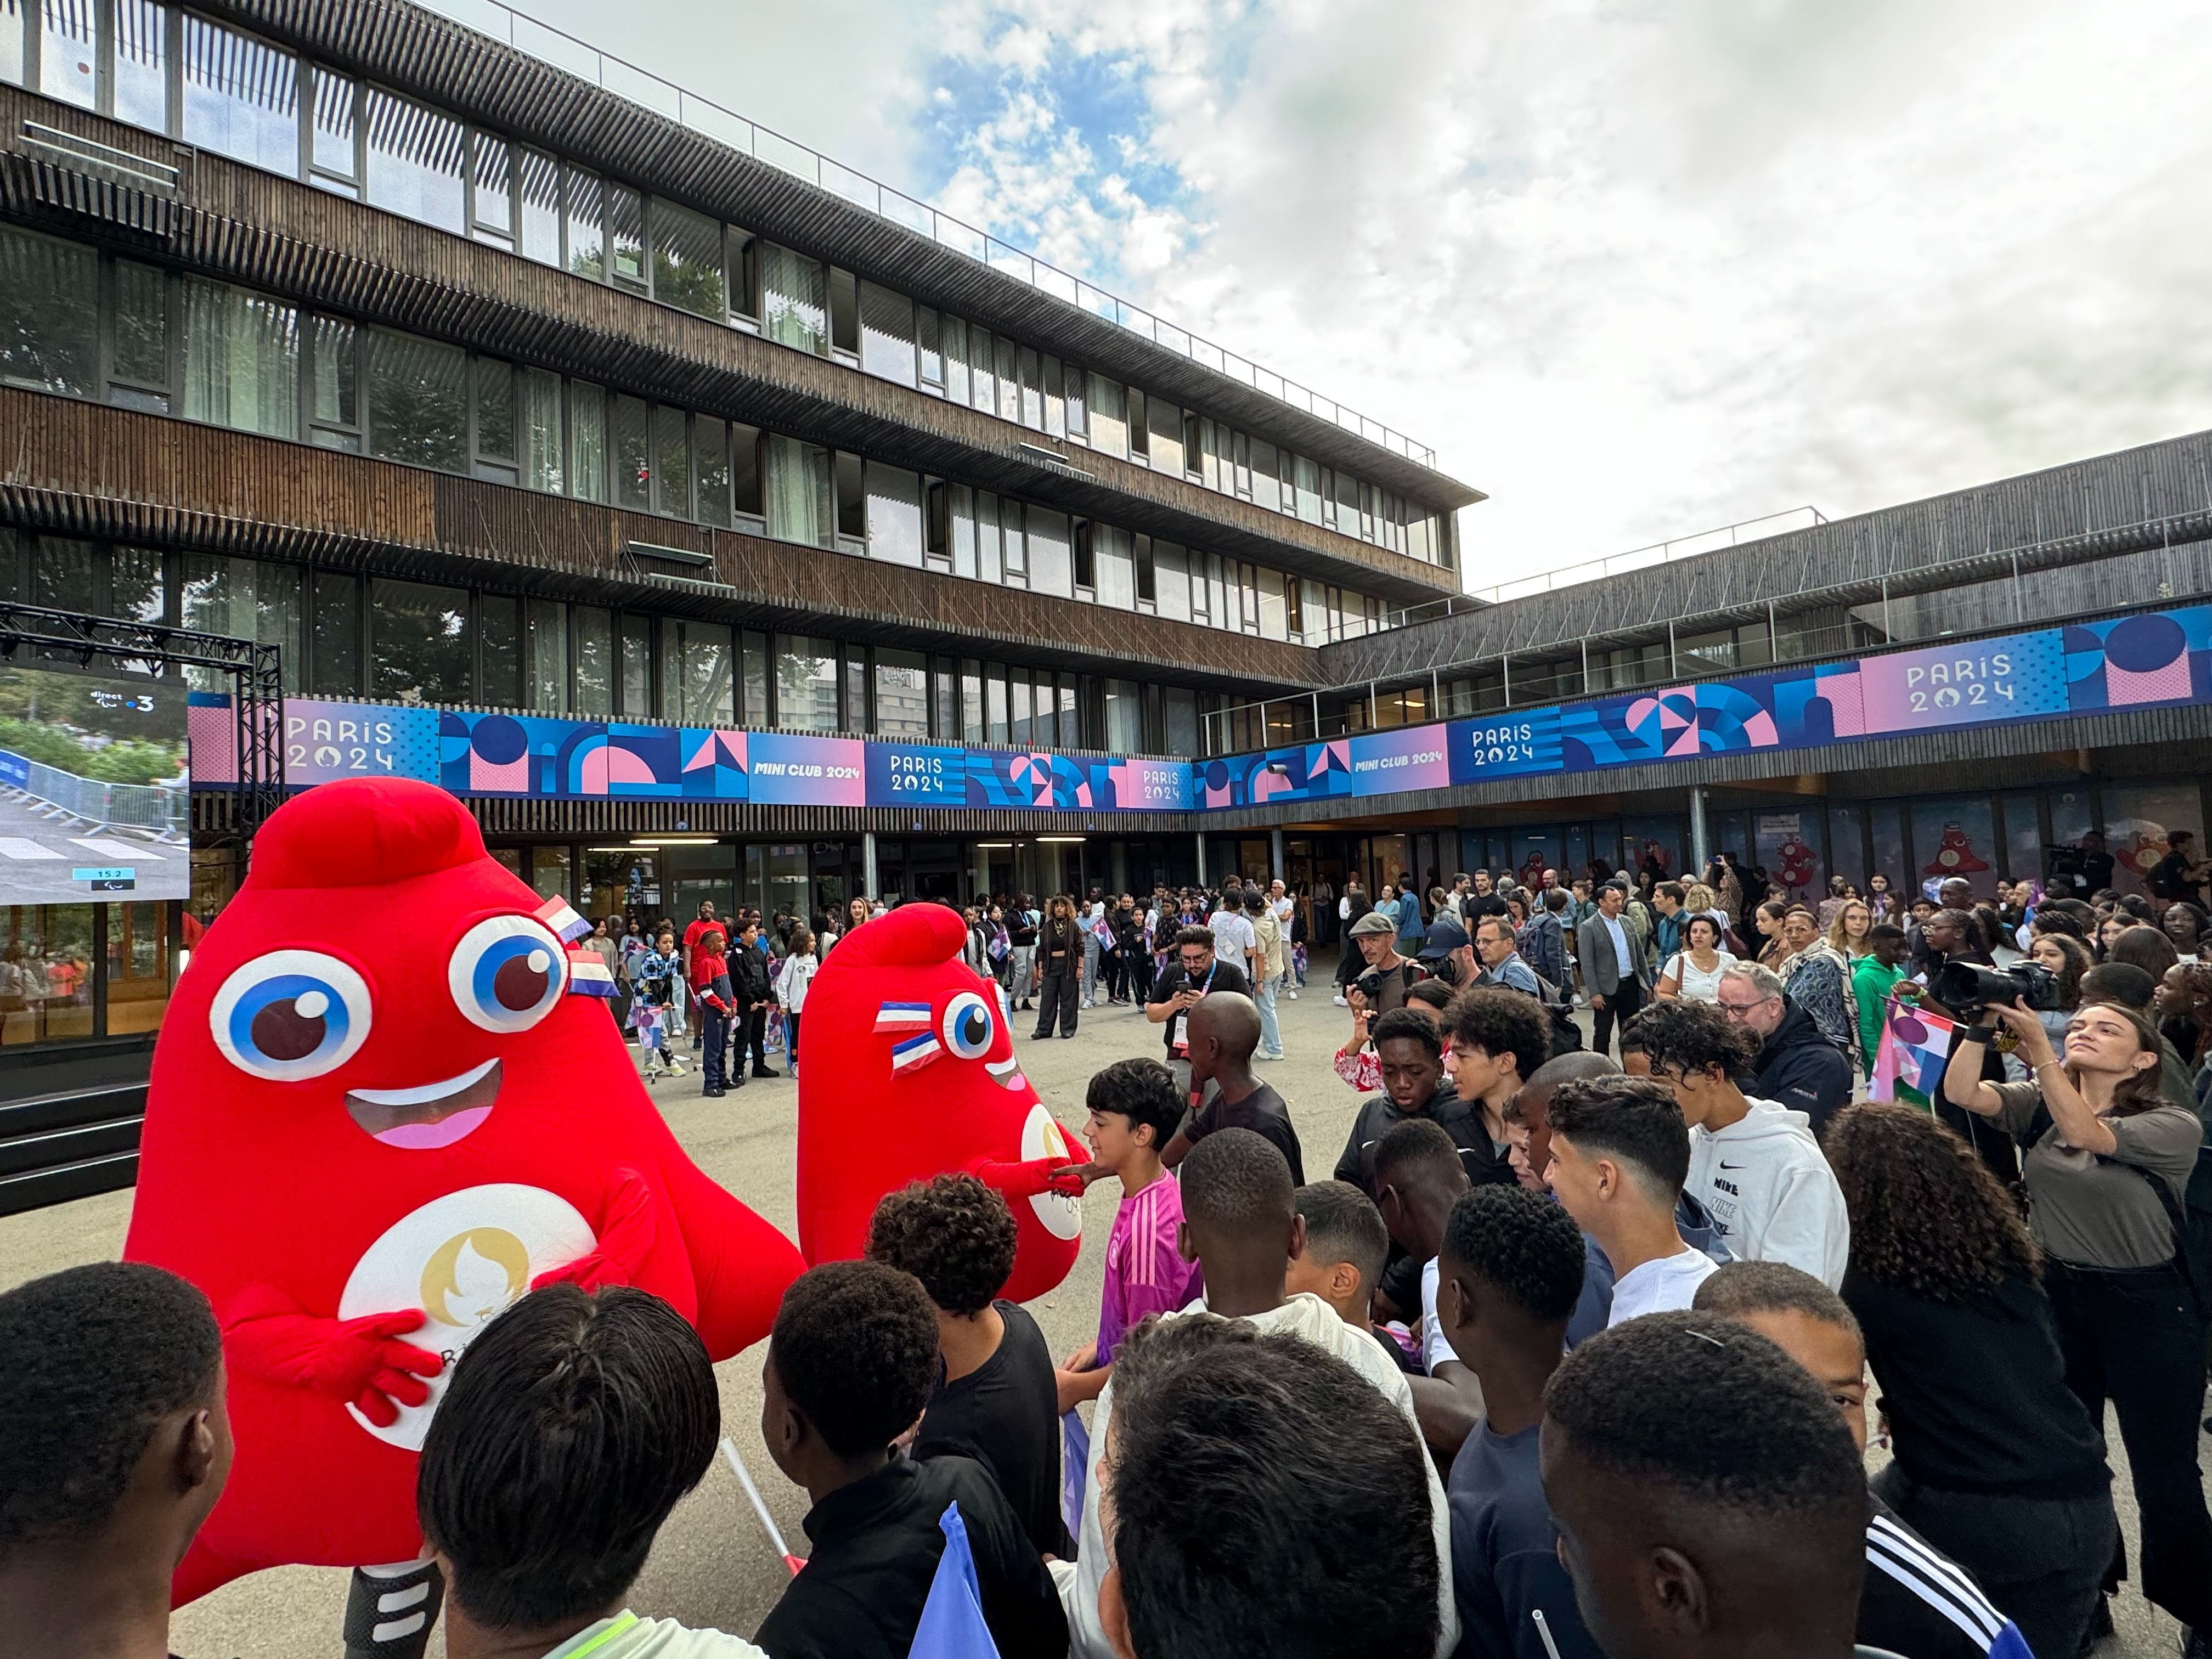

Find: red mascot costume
<box><xmin>797</xmin><ymin>902</ymin><xmax>1085</xmax><ymax>1301</ymax></box>
<box><xmin>124</xmin><ymin>778</ymin><xmax>802</xmax><ymax>1652</ymax></box>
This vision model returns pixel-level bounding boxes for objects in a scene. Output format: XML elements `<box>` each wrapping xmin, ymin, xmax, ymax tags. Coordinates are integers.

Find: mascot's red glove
<box><xmin>223</xmin><ymin>1286</ymin><xmax>444</xmax><ymax>1429</ymax></box>
<box><xmin>972</xmin><ymin>1154</ymin><xmax>1088</xmax><ymax>1201</ymax></box>
<box><xmin>531</xmin><ymin>1165</ymin><xmax>658</xmax><ymax>1295</ymax></box>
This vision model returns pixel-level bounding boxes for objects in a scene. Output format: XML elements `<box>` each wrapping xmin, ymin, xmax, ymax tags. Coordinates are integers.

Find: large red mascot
<box><xmin>125</xmin><ymin>778</ymin><xmax>803</xmax><ymax>1628</ymax></box>
<box><xmin>797</xmin><ymin>902</ymin><xmax>1085</xmax><ymax>1301</ymax></box>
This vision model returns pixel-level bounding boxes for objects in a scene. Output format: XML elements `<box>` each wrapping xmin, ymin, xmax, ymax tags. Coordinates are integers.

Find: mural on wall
<box><xmin>192</xmin><ymin>602</ymin><xmax>2212</xmax><ymax>817</ymax></box>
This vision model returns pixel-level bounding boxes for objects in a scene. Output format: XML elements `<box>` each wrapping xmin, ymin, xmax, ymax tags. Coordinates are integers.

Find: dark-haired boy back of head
<box><xmin>1540</xmin><ymin>1311</ymin><xmax>1872</xmax><ymax>1659</ymax></box>
<box><xmin>757</xmin><ymin>1261</ymin><xmax>1066</xmax><ymax>1659</ymax></box>
<box><xmin>1096</xmin><ymin>1316</ymin><xmax>1440</xmax><ymax>1659</ymax></box>
<box><xmin>866</xmin><ymin>1174</ymin><xmax>1071</xmax><ymax>1557</ymax></box>
<box><xmin>0</xmin><ymin>1262</ymin><xmax>231</xmax><ymax>1659</ymax></box>
<box><xmin>1431</xmin><ymin>1185</ymin><xmax>1606</xmax><ymax>1659</ymax></box>
<box><xmin>417</xmin><ymin>1281</ymin><xmax>763</xmax><ymax>1658</ymax></box>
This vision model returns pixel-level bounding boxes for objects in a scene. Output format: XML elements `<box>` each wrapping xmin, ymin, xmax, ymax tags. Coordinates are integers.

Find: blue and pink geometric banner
<box><xmin>191</xmin><ymin>600</ymin><xmax>2212</xmax><ymax>816</ymax></box>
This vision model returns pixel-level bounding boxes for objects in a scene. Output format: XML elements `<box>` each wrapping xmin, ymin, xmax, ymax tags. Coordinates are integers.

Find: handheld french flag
<box><xmin>566</xmin><ymin>947</ymin><xmax>617</xmax><ymax>998</ymax></box>
<box><xmin>910</xmin><ymin>1501</ymin><xmax>1002</xmax><ymax>1659</ymax></box>
<box><xmin>534</xmin><ymin>895</ymin><xmax>592</xmax><ymax>945</ymax></box>
<box><xmin>1870</xmin><ymin>994</ymin><xmax>1955</xmax><ymax>1102</ymax></box>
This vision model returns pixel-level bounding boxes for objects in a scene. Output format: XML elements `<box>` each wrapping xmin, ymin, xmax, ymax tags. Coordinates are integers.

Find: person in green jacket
<box><xmin>1852</xmin><ymin>923</ymin><xmax>1912</xmax><ymax>1073</ymax></box>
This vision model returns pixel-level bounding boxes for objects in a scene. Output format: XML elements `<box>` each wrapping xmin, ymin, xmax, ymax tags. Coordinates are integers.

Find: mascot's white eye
<box><xmin>210</xmin><ymin>950</ymin><xmax>373</xmax><ymax>1081</ymax></box>
<box><xmin>941</xmin><ymin>990</ymin><xmax>996</xmax><ymax>1060</ymax></box>
<box><xmin>449</xmin><ymin>915</ymin><xmax>569</xmax><ymax>1034</ymax></box>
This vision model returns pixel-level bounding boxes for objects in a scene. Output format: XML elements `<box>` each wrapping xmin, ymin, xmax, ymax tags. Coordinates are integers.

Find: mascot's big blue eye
<box><xmin>449</xmin><ymin>915</ymin><xmax>569</xmax><ymax>1034</ymax></box>
<box><xmin>209</xmin><ymin>950</ymin><xmax>373</xmax><ymax>1081</ymax></box>
<box><xmin>941</xmin><ymin>990</ymin><xmax>996</xmax><ymax>1060</ymax></box>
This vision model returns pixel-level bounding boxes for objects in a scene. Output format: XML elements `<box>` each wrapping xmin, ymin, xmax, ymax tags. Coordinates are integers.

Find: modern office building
<box><xmin>8</xmin><ymin>0</ymin><xmax>2212</xmax><ymax>1212</ymax></box>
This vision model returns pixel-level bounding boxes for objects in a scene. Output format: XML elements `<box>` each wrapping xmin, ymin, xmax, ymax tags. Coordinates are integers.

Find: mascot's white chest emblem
<box><xmin>1023</xmin><ymin>1105</ymin><xmax>1082</xmax><ymax>1241</ymax></box>
<box><xmin>337</xmin><ymin>1183</ymin><xmax>595</xmax><ymax>1451</ymax></box>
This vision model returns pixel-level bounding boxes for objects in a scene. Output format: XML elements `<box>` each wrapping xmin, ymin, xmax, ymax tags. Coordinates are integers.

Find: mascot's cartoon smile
<box><xmin>125</xmin><ymin>776</ymin><xmax>804</xmax><ymax>1605</ymax></box>
<box><xmin>345</xmin><ymin>1058</ymin><xmax>503</xmax><ymax>1148</ymax></box>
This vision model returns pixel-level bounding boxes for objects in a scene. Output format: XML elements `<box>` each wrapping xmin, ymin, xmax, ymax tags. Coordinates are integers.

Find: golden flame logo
<box><xmin>419</xmin><ymin>1227</ymin><xmax>531</xmax><ymax>1329</ymax></box>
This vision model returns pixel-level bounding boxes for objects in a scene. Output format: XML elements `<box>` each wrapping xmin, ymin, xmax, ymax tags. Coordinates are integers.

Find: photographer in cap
<box><xmin>1418</xmin><ymin>912</ymin><xmax>1477</xmax><ymax>989</ymax></box>
<box><xmin>1348</xmin><ymin>909</ymin><xmax>1424</xmax><ymax>1018</ymax></box>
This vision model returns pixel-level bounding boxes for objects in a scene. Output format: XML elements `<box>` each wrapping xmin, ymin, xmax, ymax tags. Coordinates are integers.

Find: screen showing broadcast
<box><xmin>0</xmin><ymin>665</ymin><xmax>190</xmax><ymax>905</ymax></box>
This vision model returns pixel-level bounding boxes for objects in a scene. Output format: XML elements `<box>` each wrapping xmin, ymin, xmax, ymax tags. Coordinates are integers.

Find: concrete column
<box><xmin>1111</xmin><ymin>840</ymin><xmax>1129</xmax><ymax>896</ymax></box>
<box><xmin>862</xmin><ymin>831</ymin><xmax>878</xmax><ymax>900</ymax></box>
<box><xmin>1688</xmin><ymin>787</ymin><xmax>1709</xmax><ymax>875</ymax></box>
<box><xmin>1195</xmin><ymin>832</ymin><xmax>1208</xmax><ymax>886</ymax></box>
<box><xmin>1271</xmin><ymin>826</ymin><xmax>1286</xmax><ymax>882</ymax></box>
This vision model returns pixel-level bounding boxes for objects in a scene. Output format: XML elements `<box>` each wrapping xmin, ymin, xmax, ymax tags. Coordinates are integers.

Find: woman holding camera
<box><xmin>1943</xmin><ymin>997</ymin><xmax>2212</xmax><ymax>1643</ymax></box>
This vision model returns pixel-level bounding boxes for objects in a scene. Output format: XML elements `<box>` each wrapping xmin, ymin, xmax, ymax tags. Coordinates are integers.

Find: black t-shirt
<box><xmin>1841</xmin><ymin>1267</ymin><xmax>2109</xmax><ymax>1499</ymax></box>
<box><xmin>911</xmin><ymin>1302</ymin><xmax>1071</xmax><ymax>1559</ymax></box>
<box><xmin>1186</xmin><ymin>1080</ymin><xmax>1303</xmax><ymax>1183</ymax></box>
<box><xmin>1148</xmin><ymin>958</ymin><xmax>1251</xmax><ymax>1059</ymax></box>
<box><xmin>1335</xmin><ymin>1084</ymin><xmax>1513</xmax><ymax>1201</ymax></box>
<box><xmin>1461</xmin><ymin>893</ymin><xmax>1509</xmax><ymax>922</ymax></box>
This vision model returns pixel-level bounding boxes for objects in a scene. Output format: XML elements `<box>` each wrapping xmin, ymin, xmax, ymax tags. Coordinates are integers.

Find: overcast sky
<box><xmin>506</xmin><ymin>0</ymin><xmax>2212</xmax><ymax>590</ymax></box>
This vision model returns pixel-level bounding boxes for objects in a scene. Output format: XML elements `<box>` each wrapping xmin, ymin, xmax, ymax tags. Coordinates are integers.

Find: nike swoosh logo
<box><xmin>1718</xmin><ymin>1162</ymin><xmax>1746</xmax><ymax>1170</ymax></box>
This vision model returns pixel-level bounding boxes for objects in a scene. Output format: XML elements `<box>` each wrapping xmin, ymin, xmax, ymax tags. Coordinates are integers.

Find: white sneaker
<box><xmin>1259</xmin><ymin>1050</ymin><xmax>1285</xmax><ymax>1062</ymax></box>
<box><xmin>1287</xmin><ymin>990</ymin><xmax>1299</xmax><ymax>1000</ymax></box>
<box><xmin>1333</xmin><ymin>994</ymin><xmax>1349</xmax><ymax>1007</ymax></box>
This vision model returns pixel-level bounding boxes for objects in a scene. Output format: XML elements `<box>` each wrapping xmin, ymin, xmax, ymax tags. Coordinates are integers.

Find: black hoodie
<box><xmin>1750</xmin><ymin>996</ymin><xmax>1853</xmax><ymax>1137</ymax></box>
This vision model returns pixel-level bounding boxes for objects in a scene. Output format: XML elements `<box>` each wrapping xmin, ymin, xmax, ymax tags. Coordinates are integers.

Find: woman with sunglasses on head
<box><xmin>1943</xmin><ymin>996</ymin><xmax>2212</xmax><ymax>1650</ymax></box>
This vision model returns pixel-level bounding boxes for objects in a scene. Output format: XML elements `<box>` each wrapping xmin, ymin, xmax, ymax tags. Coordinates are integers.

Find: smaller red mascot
<box><xmin>125</xmin><ymin>778</ymin><xmax>803</xmax><ymax>1646</ymax></box>
<box><xmin>797</xmin><ymin>904</ymin><xmax>1085</xmax><ymax>1301</ymax></box>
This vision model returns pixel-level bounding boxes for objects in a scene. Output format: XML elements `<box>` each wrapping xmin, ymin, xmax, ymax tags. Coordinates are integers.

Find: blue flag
<box><xmin>1061</xmin><ymin>1409</ymin><xmax>1091</xmax><ymax>1552</ymax></box>
<box><xmin>910</xmin><ymin>1500</ymin><xmax>1000</xmax><ymax>1659</ymax></box>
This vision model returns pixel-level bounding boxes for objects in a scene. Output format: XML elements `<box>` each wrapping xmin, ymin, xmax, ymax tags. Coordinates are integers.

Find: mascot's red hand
<box><xmin>532</xmin><ymin>1165</ymin><xmax>658</xmax><ymax>1294</ymax></box>
<box><xmin>971</xmin><ymin>1154</ymin><xmax>1086</xmax><ymax>1201</ymax></box>
<box><xmin>224</xmin><ymin>1286</ymin><xmax>443</xmax><ymax>1427</ymax></box>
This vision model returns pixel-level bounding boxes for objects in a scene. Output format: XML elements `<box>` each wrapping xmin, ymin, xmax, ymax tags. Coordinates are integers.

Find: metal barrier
<box><xmin>0</xmin><ymin>750</ymin><xmax>187</xmax><ymax>843</ymax></box>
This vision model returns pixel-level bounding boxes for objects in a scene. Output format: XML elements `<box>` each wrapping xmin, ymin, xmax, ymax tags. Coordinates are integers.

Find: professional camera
<box><xmin>1930</xmin><ymin>960</ymin><xmax>2062</xmax><ymax>1015</ymax></box>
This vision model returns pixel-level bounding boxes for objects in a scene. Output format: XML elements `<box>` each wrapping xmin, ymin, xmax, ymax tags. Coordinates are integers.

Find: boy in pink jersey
<box><xmin>1053</xmin><ymin>1058</ymin><xmax>1203</xmax><ymax>1411</ymax></box>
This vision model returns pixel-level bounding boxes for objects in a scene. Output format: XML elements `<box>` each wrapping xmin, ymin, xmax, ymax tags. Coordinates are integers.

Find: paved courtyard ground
<box><xmin>0</xmin><ymin>957</ymin><xmax>2192</xmax><ymax>1656</ymax></box>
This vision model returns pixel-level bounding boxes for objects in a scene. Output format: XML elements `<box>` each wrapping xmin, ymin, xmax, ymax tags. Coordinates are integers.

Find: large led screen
<box><xmin>0</xmin><ymin>667</ymin><xmax>190</xmax><ymax>903</ymax></box>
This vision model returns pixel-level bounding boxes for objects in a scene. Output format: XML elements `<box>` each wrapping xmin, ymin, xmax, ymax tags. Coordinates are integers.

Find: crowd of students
<box><xmin>10</xmin><ymin>863</ymin><xmax>2212</xmax><ymax>1659</ymax></box>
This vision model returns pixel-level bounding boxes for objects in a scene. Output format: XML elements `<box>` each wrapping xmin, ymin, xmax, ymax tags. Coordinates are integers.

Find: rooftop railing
<box><xmin>415</xmin><ymin>0</ymin><xmax>1442</xmax><ymax>472</ymax></box>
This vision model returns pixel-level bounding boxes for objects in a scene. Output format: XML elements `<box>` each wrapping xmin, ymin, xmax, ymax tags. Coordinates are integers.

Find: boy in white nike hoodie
<box><xmin>1632</xmin><ymin>1001</ymin><xmax>1850</xmax><ymax>1287</ymax></box>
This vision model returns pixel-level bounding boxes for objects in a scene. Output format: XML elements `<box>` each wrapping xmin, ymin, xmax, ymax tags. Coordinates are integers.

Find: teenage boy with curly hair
<box><xmin>867</xmin><ymin>1173</ymin><xmax>1070</xmax><ymax>1556</ymax></box>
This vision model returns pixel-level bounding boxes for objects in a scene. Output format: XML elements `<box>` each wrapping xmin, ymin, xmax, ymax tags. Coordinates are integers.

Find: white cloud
<box><xmin>492</xmin><ymin>0</ymin><xmax>2212</xmax><ymax>588</ymax></box>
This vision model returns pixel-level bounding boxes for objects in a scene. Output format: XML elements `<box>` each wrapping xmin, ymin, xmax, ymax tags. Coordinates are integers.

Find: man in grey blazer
<box><xmin>1576</xmin><ymin>880</ymin><xmax>1652</xmax><ymax>1057</ymax></box>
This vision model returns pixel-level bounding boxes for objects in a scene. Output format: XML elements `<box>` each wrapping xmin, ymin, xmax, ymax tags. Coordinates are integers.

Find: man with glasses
<box><xmin>1148</xmin><ymin>924</ymin><xmax>1251</xmax><ymax>1106</ymax></box>
<box><xmin>1714</xmin><ymin>961</ymin><xmax>1852</xmax><ymax>1137</ymax></box>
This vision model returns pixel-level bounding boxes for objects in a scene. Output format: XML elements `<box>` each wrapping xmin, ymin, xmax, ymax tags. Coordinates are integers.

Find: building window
<box><xmin>479</xmin><ymin>592</ymin><xmax>521</xmax><ymax>706</ymax></box>
<box><xmin>310</xmin><ymin>571</ymin><xmax>362</xmax><ymax>696</ymax></box>
<box><xmin>1094</xmin><ymin>524</ymin><xmax>1135</xmax><ymax>609</ymax></box>
<box><xmin>564</xmin><ymin>168</ymin><xmax>606</xmax><ymax>281</ymax></box>
<box><xmin>731</xmin><ymin>422</ymin><xmax>763</xmax><ymax>521</ymax></box>
<box><xmin>649</xmin><ymin>198</ymin><xmax>725</xmax><ymax>319</ymax></box>
<box><xmin>873</xmin><ymin>649</ymin><xmax>928</xmax><ymax>737</ymax></box>
<box><xmin>364</xmin><ymin>330</ymin><xmax>466</xmax><ymax>471</ymax></box>
<box><xmin>619</xmin><ymin>612</ymin><xmax>652</xmax><ymax>716</ymax></box>
<box><xmin>109</xmin><ymin>258</ymin><xmax>171</xmax><ymax>413</ymax></box>
<box><xmin>309</xmin><ymin>67</ymin><xmax>359</xmax><ymax>187</ymax></box>
<box><xmin>828</xmin><ymin>266</ymin><xmax>860</xmax><ymax>357</ymax></box>
<box><xmin>1072</xmin><ymin>520</ymin><xmax>1096</xmax><ymax>592</ymax></box>
<box><xmin>1135</xmin><ymin>535</ymin><xmax>1157</xmax><ymax>607</ymax></box>
<box><xmin>694</xmin><ymin>415</ymin><xmax>730</xmax><ymax>527</ymax></box>
<box><xmin>866</xmin><ymin>462</ymin><xmax>923</xmax><ymax>567</ymax></box>
<box><xmin>834</xmin><ymin>451</ymin><xmax>866</xmax><ymax>545</ymax></box>
<box><xmin>112</xmin><ymin>1</ymin><xmax>168</xmax><ymax>143</ymax></box>
<box><xmin>740</xmin><ymin>630</ymin><xmax>769</xmax><ymax>725</ymax></box>
<box><xmin>760</xmin><ymin>244</ymin><xmax>827</xmax><ymax>357</ymax></box>
<box><xmin>652</xmin><ymin>404</ymin><xmax>690</xmax><ymax>518</ymax></box>
<box><xmin>182</xmin><ymin>280</ymin><xmax>298</xmax><ymax>439</ymax></box>
<box><xmin>0</xmin><ymin>225</ymin><xmax>97</xmax><ymax>395</ymax></box>
<box><xmin>764</xmin><ymin>435</ymin><xmax>831</xmax><ymax>546</ymax></box>
<box><xmin>180</xmin><ymin>15</ymin><xmax>297</xmax><ymax>175</ymax></box>
<box><xmin>363</xmin><ymin>89</ymin><xmax>467</xmax><ymax>235</ymax></box>
<box><xmin>727</xmin><ymin>229</ymin><xmax>761</xmax><ymax>319</ymax></box>
<box><xmin>968</xmin><ymin>325</ymin><xmax>995</xmax><ymax>413</ymax></box>
<box><xmin>606</xmin><ymin>183</ymin><xmax>647</xmax><ymax>292</ymax></box>
<box><xmin>611</xmin><ymin>394</ymin><xmax>651</xmax><ymax>512</ymax></box>
<box><xmin>858</xmin><ymin>280</ymin><xmax>917</xmax><ymax>387</ymax></box>
<box><xmin>471</xmin><ymin>356</ymin><xmax>518</xmax><ymax>481</ymax></box>
<box><xmin>306</xmin><ymin>315</ymin><xmax>360</xmax><ymax>451</ymax></box>
<box><xmin>528</xmin><ymin>597</ymin><xmax>566</xmax><ymax>712</ymax></box>
<box><xmin>1105</xmin><ymin>679</ymin><xmax>1142</xmax><ymax>753</ymax></box>
<box><xmin>470</xmin><ymin>132</ymin><xmax>514</xmax><ymax>247</ymax></box>
<box><xmin>943</xmin><ymin>315</ymin><xmax>969</xmax><ymax>403</ymax></box>
<box><xmin>567</xmin><ymin>380</ymin><xmax>607</xmax><ymax>503</ymax></box>
<box><xmin>521</xmin><ymin>367</ymin><xmax>562</xmax><ymax>492</ymax></box>
<box><xmin>370</xmin><ymin>578</ymin><xmax>471</xmax><ymax>703</ymax></box>
<box><xmin>776</xmin><ymin>636</ymin><xmax>839</xmax><ymax>732</ymax></box>
<box><xmin>572</xmin><ymin>605</ymin><xmax>613</xmax><ymax>716</ymax></box>
<box><xmin>517</xmin><ymin>148</ymin><xmax>561</xmax><ymax>264</ymax></box>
